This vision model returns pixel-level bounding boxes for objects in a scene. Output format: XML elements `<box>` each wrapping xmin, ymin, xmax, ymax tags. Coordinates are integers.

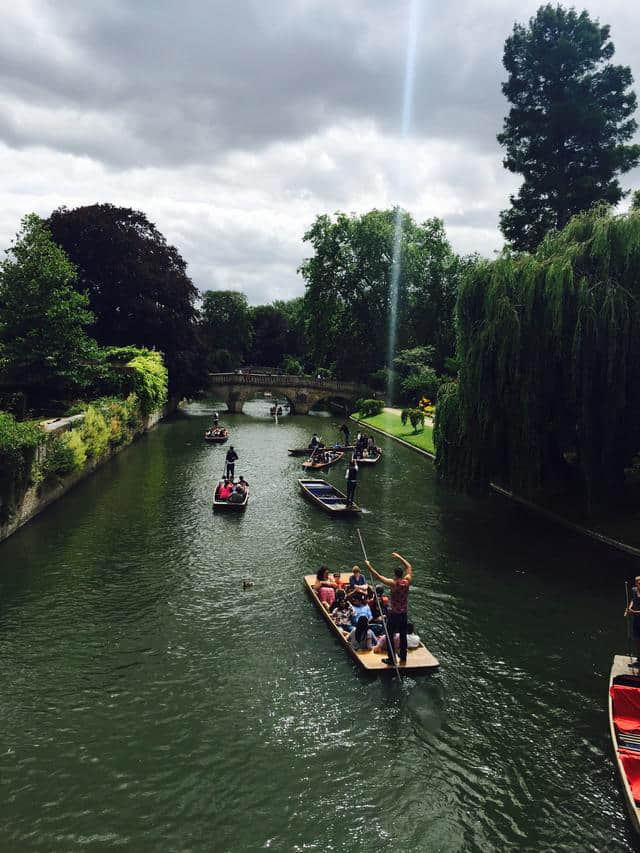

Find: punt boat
<box><xmin>302</xmin><ymin>451</ymin><xmax>344</xmax><ymax>470</ymax></box>
<box><xmin>213</xmin><ymin>483</ymin><xmax>249</xmax><ymax>511</ymax></box>
<box><xmin>609</xmin><ymin>655</ymin><xmax>640</xmax><ymax>837</ymax></box>
<box><xmin>205</xmin><ymin>428</ymin><xmax>229</xmax><ymax>443</ymax></box>
<box><xmin>298</xmin><ymin>478</ymin><xmax>361</xmax><ymax>514</ymax></box>
<box><xmin>354</xmin><ymin>448</ymin><xmax>382</xmax><ymax>465</ymax></box>
<box><xmin>304</xmin><ymin>572</ymin><xmax>439</xmax><ymax>674</ymax></box>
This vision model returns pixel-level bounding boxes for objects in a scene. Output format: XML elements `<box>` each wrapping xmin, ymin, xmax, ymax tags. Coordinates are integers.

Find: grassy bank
<box><xmin>351</xmin><ymin>409</ymin><xmax>435</xmax><ymax>455</ymax></box>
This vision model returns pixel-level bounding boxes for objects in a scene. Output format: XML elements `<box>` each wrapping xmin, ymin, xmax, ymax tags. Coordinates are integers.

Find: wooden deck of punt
<box><xmin>609</xmin><ymin>655</ymin><xmax>640</xmax><ymax>838</ymax></box>
<box><xmin>302</xmin><ymin>451</ymin><xmax>344</xmax><ymax>470</ymax></box>
<box><xmin>304</xmin><ymin>573</ymin><xmax>439</xmax><ymax>674</ymax></box>
<box><xmin>298</xmin><ymin>478</ymin><xmax>361</xmax><ymax>514</ymax></box>
<box><xmin>213</xmin><ymin>489</ymin><xmax>249</xmax><ymax>511</ymax></box>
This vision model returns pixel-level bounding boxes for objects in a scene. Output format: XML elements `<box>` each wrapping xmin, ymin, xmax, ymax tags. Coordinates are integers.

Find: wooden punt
<box><xmin>288</xmin><ymin>445</ymin><xmax>353</xmax><ymax>456</ymax></box>
<box><xmin>213</xmin><ymin>485</ymin><xmax>249</xmax><ymax>511</ymax></box>
<box><xmin>304</xmin><ymin>573</ymin><xmax>439</xmax><ymax>674</ymax></box>
<box><xmin>609</xmin><ymin>655</ymin><xmax>640</xmax><ymax>837</ymax></box>
<box><xmin>302</xmin><ymin>451</ymin><xmax>344</xmax><ymax>470</ymax></box>
<box><xmin>298</xmin><ymin>478</ymin><xmax>361</xmax><ymax>514</ymax></box>
<box><xmin>354</xmin><ymin>449</ymin><xmax>382</xmax><ymax>465</ymax></box>
<box><xmin>205</xmin><ymin>429</ymin><xmax>229</xmax><ymax>443</ymax></box>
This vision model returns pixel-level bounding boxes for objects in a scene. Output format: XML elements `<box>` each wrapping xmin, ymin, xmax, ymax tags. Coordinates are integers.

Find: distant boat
<box><xmin>609</xmin><ymin>655</ymin><xmax>640</xmax><ymax>838</ymax></box>
<box><xmin>354</xmin><ymin>448</ymin><xmax>382</xmax><ymax>465</ymax></box>
<box><xmin>303</xmin><ymin>572</ymin><xmax>439</xmax><ymax>674</ymax></box>
<box><xmin>298</xmin><ymin>478</ymin><xmax>361</xmax><ymax>515</ymax></box>
<box><xmin>204</xmin><ymin>428</ymin><xmax>229</xmax><ymax>443</ymax></box>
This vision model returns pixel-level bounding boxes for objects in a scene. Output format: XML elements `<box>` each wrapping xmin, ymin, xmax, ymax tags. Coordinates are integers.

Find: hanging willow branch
<box><xmin>435</xmin><ymin>206</ymin><xmax>640</xmax><ymax>512</ymax></box>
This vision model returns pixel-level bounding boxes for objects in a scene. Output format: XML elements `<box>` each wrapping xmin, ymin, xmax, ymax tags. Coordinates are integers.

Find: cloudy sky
<box><xmin>1</xmin><ymin>0</ymin><xmax>639</xmax><ymax>303</ymax></box>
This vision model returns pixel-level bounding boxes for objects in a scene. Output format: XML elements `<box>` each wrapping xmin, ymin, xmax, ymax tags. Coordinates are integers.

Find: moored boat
<box><xmin>303</xmin><ymin>572</ymin><xmax>439</xmax><ymax>674</ymax></box>
<box><xmin>302</xmin><ymin>451</ymin><xmax>344</xmax><ymax>469</ymax></box>
<box><xmin>205</xmin><ymin>427</ymin><xmax>229</xmax><ymax>443</ymax></box>
<box><xmin>609</xmin><ymin>655</ymin><xmax>640</xmax><ymax>837</ymax></box>
<box><xmin>288</xmin><ymin>444</ymin><xmax>353</xmax><ymax>456</ymax></box>
<box><xmin>298</xmin><ymin>478</ymin><xmax>361</xmax><ymax>514</ymax></box>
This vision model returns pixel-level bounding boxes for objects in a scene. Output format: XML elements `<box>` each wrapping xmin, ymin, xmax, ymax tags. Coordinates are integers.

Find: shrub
<box><xmin>63</xmin><ymin>429</ymin><xmax>87</xmax><ymax>470</ymax></box>
<box><xmin>104</xmin><ymin>347</ymin><xmax>168</xmax><ymax>416</ymax></box>
<box><xmin>400</xmin><ymin>368</ymin><xmax>442</xmax><ymax>403</ymax></box>
<box><xmin>357</xmin><ymin>398</ymin><xmax>384</xmax><ymax>418</ymax></box>
<box><xmin>401</xmin><ymin>408</ymin><xmax>425</xmax><ymax>433</ymax></box>
<box><xmin>80</xmin><ymin>406</ymin><xmax>110</xmax><ymax>458</ymax></box>
<box><xmin>280</xmin><ymin>355</ymin><xmax>304</xmax><ymax>375</ymax></box>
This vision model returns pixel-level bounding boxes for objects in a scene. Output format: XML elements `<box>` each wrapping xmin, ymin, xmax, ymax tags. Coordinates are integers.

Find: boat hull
<box><xmin>609</xmin><ymin>655</ymin><xmax>640</xmax><ymax>838</ymax></box>
<box><xmin>298</xmin><ymin>478</ymin><xmax>361</xmax><ymax>514</ymax></box>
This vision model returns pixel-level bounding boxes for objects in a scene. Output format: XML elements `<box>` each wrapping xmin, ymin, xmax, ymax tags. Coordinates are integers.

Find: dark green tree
<box><xmin>200</xmin><ymin>290</ymin><xmax>252</xmax><ymax>370</ymax></box>
<box><xmin>435</xmin><ymin>206</ymin><xmax>640</xmax><ymax>513</ymax></box>
<box><xmin>498</xmin><ymin>4</ymin><xmax>640</xmax><ymax>252</ymax></box>
<box><xmin>0</xmin><ymin>214</ymin><xmax>101</xmax><ymax>402</ymax></box>
<box><xmin>248</xmin><ymin>304</ymin><xmax>291</xmax><ymax>366</ymax></box>
<box><xmin>47</xmin><ymin>204</ymin><xmax>205</xmax><ymax>396</ymax></box>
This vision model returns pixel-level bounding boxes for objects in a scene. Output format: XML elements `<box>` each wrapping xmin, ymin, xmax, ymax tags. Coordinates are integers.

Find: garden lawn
<box><xmin>351</xmin><ymin>409</ymin><xmax>434</xmax><ymax>455</ymax></box>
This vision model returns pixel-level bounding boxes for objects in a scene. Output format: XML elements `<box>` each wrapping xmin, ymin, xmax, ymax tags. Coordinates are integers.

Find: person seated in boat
<box><xmin>374</xmin><ymin>623</ymin><xmax>421</xmax><ymax>654</ymax></box>
<box><xmin>206</xmin><ymin>429</ymin><xmax>213</xmax><ymax>438</ymax></box>
<box><xmin>332</xmin><ymin>571</ymin><xmax>345</xmax><ymax>589</ymax></box>
<box><xmin>314</xmin><ymin>566</ymin><xmax>338</xmax><ymax>609</ymax></box>
<box><xmin>350</xmin><ymin>591</ymin><xmax>384</xmax><ymax>635</ymax></box>
<box><xmin>236</xmin><ymin>475</ymin><xmax>248</xmax><ymax>493</ymax></box>
<box><xmin>348</xmin><ymin>616</ymin><xmax>377</xmax><ymax>651</ymax></box>
<box><xmin>218</xmin><ymin>480</ymin><xmax>233</xmax><ymax>501</ymax></box>
<box><xmin>214</xmin><ymin>480</ymin><xmax>224</xmax><ymax>500</ymax></box>
<box><xmin>369</xmin><ymin>585</ymin><xmax>389</xmax><ymax>623</ymax></box>
<box><xmin>329</xmin><ymin>590</ymin><xmax>355</xmax><ymax>633</ymax></box>
<box><xmin>348</xmin><ymin>566</ymin><xmax>367</xmax><ymax>590</ymax></box>
<box><xmin>228</xmin><ymin>484</ymin><xmax>245</xmax><ymax>504</ymax></box>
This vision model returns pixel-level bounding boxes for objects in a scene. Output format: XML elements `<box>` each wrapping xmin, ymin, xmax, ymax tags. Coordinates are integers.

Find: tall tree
<box><xmin>200</xmin><ymin>290</ymin><xmax>252</xmax><ymax>370</ymax></box>
<box><xmin>299</xmin><ymin>209</ymin><xmax>461</xmax><ymax>381</ymax></box>
<box><xmin>498</xmin><ymin>5</ymin><xmax>640</xmax><ymax>252</ymax></box>
<box><xmin>48</xmin><ymin>204</ymin><xmax>205</xmax><ymax>396</ymax></box>
<box><xmin>0</xmin><ymin>214</ymin><xmax>101</xmax><ymax>402</ymax></box>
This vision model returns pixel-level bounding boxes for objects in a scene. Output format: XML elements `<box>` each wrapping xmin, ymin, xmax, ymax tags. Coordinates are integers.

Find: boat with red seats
<box><xmin>609</xmin><ymin>655</ymin><xmax>640</xmax><ymax>837</ymax></box>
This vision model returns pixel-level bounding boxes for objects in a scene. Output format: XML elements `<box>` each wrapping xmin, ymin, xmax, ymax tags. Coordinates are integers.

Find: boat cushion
<box><xmin>611</xmin><ymin>684</ymin><xmax>640</xmax><ymax>733</ymax></box>
<box><xmin>618</xmin><ymin>749</ymin><xmax>640</xmax><ymax>802</ymax></box>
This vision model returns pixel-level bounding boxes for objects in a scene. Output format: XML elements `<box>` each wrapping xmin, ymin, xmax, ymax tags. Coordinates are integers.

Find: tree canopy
<box><xmin>200</xmin><ymin>290</ymin><xmax>253</xmax><ymax>371</ymax></box>
<box><xmin>47</xmin><ymin>204</ymin><xmax>205</xmax><ymax>396</ymax></box>
<box><xmin>498</xmin><ymin>4</ymin><xmax>640</xmax><ymax>252</ymax></box>
<box><xmin>299</xmin><ymin>209</ymin><xmax>463</xmax><ymax>382</ymax></box>
<box><xmin>435</xmin><ymin>205</ymin><xmax>640</xmax><ymax>513</ymax></box>
<box><xmin>0</xmin><ymin>214</ymin><xmax>101</xmax><ymax>402</ymax></box>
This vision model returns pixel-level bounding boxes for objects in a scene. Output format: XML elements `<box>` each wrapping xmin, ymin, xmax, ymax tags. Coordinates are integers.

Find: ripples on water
<box><xmin>0</xmin><ymin>399</ymin><xmax>636</xmax><ymax>851</ymax></box>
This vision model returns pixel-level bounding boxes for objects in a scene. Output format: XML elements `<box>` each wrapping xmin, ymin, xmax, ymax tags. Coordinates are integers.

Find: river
<box><xmin>0</xmin><ymin>399</ymin><xmax>635</xmax><ymax>852</ymax></box>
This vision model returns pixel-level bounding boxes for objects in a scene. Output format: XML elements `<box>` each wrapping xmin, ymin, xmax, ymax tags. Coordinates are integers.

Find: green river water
<box><xmin>0</xmin><ymin>399</ymin><xmax>636</xmax><ymax>852</ymax></box>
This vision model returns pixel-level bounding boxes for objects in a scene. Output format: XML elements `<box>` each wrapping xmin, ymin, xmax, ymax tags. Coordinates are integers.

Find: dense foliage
<box><xmin>435</xmin><ymin>206</ymin><xmax>640</xmax><ymax>512</ymax></box>
<box><xmin>498</xmin><ymin>5</ymin><xmax>640</xmax><ymax>252</ymax></box>
<box><xmin>299</xmin><ymin>210</ymin><xmax>466</xmax><ymax>382</ymax></box>
<box><xmin>103</xmin><ymin>347</ymin><xmax>168</xmax><ymax>416</ymax></box>
<box><xmin>0</xmin><ymin>215</ymin><xmax>101</xmax><ymax>402</ymax></box>
<box><xmin>200</xmin><ymin>290</ymin><xmax>253</xmax><ymax>371</ymax></box>
<box><xmin>356</xmin><ymin>399</ymin><xmax>384</xmax><ymax>418</ymax></box>
<box><xmin>48</xmin><ymin>204</ymin><xmax>205</xmax><ymax>397</ymax></box>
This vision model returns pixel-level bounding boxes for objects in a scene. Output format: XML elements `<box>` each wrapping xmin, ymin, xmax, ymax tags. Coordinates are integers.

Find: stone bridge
<box><xmin>207</xmin><ymin>372</ymin><xmax>369</xmax><ymax>415</ymax></box>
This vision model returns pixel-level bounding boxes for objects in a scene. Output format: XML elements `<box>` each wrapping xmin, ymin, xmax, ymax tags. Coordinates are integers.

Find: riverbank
<box><xmin>350</xmin><ymin>407</ymin><xmax>435</xmax><ymax>455</ymax></box>
<box><xmin>0</xmin><ymin>395</ymin><xmax>180</xmax><ymax>545</ymax></box>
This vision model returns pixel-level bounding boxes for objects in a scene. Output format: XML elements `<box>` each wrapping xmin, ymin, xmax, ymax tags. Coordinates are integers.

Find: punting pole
<box><xmin>357</xmin><ymin>529</ymin><xmax>401</xmax><ymax>683</ymax></box>
<box><xmin>626</xmin><ymin>581</ymin><xmax>633</xmax><ymax>663</ymax></box>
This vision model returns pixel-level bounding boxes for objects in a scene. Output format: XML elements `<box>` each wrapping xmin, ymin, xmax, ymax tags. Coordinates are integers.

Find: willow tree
<box><xmin>434</xmin><ymin>206</ymin><xmax>640</xmax><ymax>513</ymax></box>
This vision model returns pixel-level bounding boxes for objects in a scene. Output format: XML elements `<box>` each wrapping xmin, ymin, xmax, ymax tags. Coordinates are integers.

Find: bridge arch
<box><xmin>207</xmin><ymin>372</ymin><xmax>369</xmax><ymax>415</ymax></box>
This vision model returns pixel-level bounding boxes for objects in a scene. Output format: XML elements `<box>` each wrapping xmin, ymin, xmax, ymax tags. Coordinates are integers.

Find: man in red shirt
<box><xmin>365</xmin><ymin>552</ymin><xmax>412</xmax><ymax>666</ymax></box>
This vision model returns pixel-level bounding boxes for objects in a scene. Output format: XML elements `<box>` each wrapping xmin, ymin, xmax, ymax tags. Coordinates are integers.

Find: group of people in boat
<box><xmin>313</xmin><ymin>553</ymin><xmax>416</xmax><ymax>665</ymax></box>
<box><xmin>214</xmin><ymin>475</ymin><xmax>249</xmax><ymax>503</ymax></box>
<box><xmin>206</xmin><ymin>426</ymin><xmax>229</xmax><ymax>439</ymax></box>
<box><xmin>354</xmin><ymin>432</ymin><xmax>379</xmax><ymax>460</ymax></box>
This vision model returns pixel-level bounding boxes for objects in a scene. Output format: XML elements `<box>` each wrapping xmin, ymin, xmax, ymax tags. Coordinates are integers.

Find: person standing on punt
<box><xmin>340</xmin><ymin>423</ymin><xmax>350</xmax><ymax>446</ymax></box>
<box><xmin>625</xmin><ymin>575</ymin><xmax>640</xmax><ymax>666</ymax></box>
<box><xmin>345</xmin><ymin>458</ymin><xmax>358</xmax><ymax>507</ymax></box>
<box><xmin>365</xmin><ymin>552</ymin><xmax>412</xmax><ymax>666</ymax></box>
<box><xmin>225</xmin><ymin>445</ymin><xmax>238</xmax><ymax>479</ymax></box>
